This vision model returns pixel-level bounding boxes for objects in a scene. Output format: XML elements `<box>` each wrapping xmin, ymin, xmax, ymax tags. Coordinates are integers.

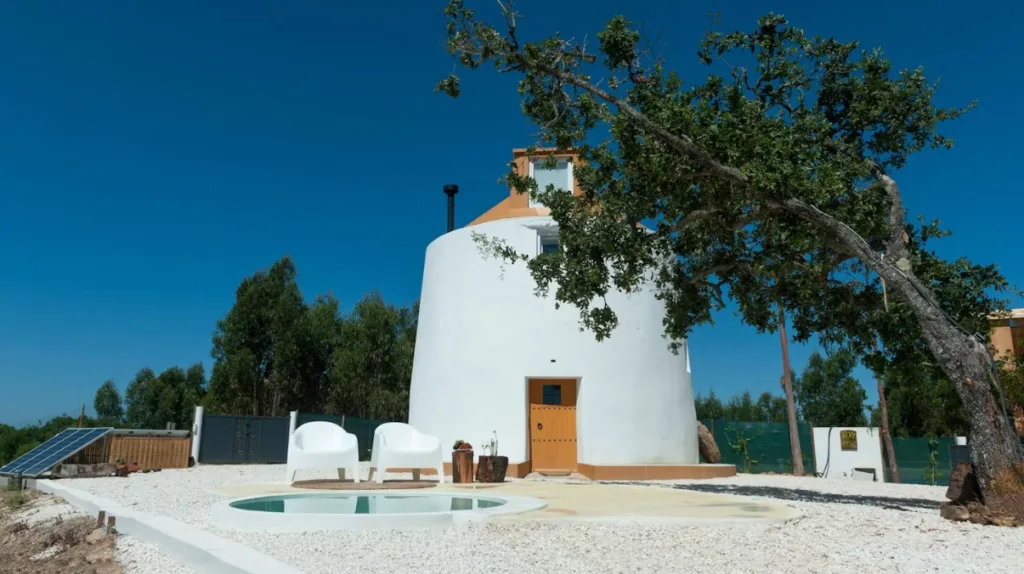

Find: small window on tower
<box><xmin>529</xmin><ymin>158</ymin><xmax>572</xmax><ymax>207</ymax></box>
<box><xmin>540</xmin><ymin>236</ymin><xmax>559</xmax><ymax>255</ymax></box>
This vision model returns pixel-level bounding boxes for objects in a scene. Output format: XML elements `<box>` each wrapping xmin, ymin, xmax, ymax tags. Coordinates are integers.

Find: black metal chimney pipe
<box><xmin>443</xmin><ymin>184</ymin><xmax>458</xmax><ymax>232</ymax></box>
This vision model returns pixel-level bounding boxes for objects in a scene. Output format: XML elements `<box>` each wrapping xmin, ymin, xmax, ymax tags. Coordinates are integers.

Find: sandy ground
<box><xmin>0</xmin><ymin>488</ymin><xmax>192</xmax><ymax>574</ymax></box>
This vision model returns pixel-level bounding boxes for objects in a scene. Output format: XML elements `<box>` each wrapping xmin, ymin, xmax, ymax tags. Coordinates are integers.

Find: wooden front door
<box><xmin>528</xmin><ymin>378</ymin><xmax>578</xmax><ymax>474</ymax></box>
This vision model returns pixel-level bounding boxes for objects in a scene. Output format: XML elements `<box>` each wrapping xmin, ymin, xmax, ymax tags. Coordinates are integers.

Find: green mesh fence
<box><xmin>885</xmin><ymin>437</ymin><xmax>953</xmax><ymax>486</ymax></box>
<box><xmin>295</xmin><ymin>413</ymin><xmax>391</xmax><ymax>461</ymax></box>
<box><xmin>701</xmin><ymin>419</ymin><xmax>814</xmax><ymax>474</ymax></box>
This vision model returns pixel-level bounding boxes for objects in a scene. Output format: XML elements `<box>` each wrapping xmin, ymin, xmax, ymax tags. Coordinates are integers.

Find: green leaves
<box><xmin>438</xmin><ymin>2</ymin><xmax>1004</xmax><ymax>365</ymax></box>
<box><xmin>124</xmin><ymin>365</ymin><xmax>205</xmax><ymax>429</ymax></box>
<box><xmin>205</xmin><ymin>256</ymin><xmax>417</xmax><ymax>420</ymax></box>
<box><xmin>791</xmin><ymin>349</ymin><xmax>868</xmax><ymax>427</ymax></box>
<box><xmin>93</xmin><ymin>380</ymin><xmax>124</xmax><ymax>422</ymax></box>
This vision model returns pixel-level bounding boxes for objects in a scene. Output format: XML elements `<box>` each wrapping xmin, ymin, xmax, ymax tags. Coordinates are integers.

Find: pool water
<box><xmin>230</xmin><ymin>493</ymin><xmax>507</xmax><ymax>514</ymax></box>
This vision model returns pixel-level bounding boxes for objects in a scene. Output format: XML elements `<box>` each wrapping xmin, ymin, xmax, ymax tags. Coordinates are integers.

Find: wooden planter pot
<box><xmin>475</xmin><ymin>455</ymin><xmax>508</xmax><ymax>483</ymax></box>
<box><xmin>451</xmin><ymin>449</ymin><xmax>474</xmax><ymax>484</ymax></box>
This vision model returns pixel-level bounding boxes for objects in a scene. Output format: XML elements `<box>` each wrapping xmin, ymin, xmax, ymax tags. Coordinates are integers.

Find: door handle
<box><xmin>537</xmin><ymin>423</ymin><xmax>543</xmax><ymax>430</ymax></box>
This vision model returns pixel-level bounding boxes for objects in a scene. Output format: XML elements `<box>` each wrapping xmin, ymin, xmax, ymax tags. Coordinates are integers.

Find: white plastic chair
<box><xmin>286</xmin><ymin>421</ymin><xmax>360</xmax><ymax>484</ymax></box>
<box><xmin>368</xmin><ymin>422</ymin><xmax>444</xmax><ymax>484</ymax></box>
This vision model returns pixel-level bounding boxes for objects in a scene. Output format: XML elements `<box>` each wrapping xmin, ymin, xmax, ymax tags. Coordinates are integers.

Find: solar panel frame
<box><xmin>0</xmin><ymin>427</ymin><xmax>113</xmax><ymax>477</ymax></box>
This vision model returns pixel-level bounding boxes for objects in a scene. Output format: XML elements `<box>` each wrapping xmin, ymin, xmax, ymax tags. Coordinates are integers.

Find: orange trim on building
<box><xmin>468</xmin><ymin>148</ymin><xmax>583</xmax><ymax>227</ymax></box>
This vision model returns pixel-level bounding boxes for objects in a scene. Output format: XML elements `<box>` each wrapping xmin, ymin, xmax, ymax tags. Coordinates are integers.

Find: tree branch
<box><xmin>867</xmin><ymin>161</ymin><xmax>910</xmax><ymax>262</ymax></box>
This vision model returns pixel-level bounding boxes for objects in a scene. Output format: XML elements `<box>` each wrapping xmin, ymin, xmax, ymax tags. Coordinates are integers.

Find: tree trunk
<box><xmin>775</xmin><ymin>197</ymin><xmax>1024</xmax><ymax>513</ymax></box>
<box><xmin>875</xmin><ymin>371</ymin><xmax>901</xmax><ymax>483</ymax></box>
<box><xmin>778</xmin><ymin>306</ymin><xmax>805</xmax><ymax>476</ymax></box>
<box><xmin>879</xmin><ymin>262</ymin><xmax>1024</xmax><ymax>516</ymax></box>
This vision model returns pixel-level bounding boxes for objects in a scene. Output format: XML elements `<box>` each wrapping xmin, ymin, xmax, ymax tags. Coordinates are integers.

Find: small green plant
<box><xmin>724</xmin><ymin>427</ymin><xmax>762</xmax><ymax>473</ymax></box>
<box><xmin>922</xmin><ymin>437</ymin><xmax>944</xmax><ymax>486</ymax></box>
<box><xmin>6</xmin><ymin>492</ymin><xmax>28</xmax><ymax>509</ymax></box>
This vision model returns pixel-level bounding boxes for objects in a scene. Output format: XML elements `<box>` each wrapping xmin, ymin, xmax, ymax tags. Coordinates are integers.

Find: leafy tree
<box><xmin>872</xmin><ymin>369</ymin><xmax>968</xmax><ymax>438</ymax></box>
<box><xmin>756</xmin><ymin>391</ymin><xmax>789</xmax><ymax>424</ymax></box>
<box><xmin>207</xmin><ymin>256</ymin><xmax>311</xmax><ymax>416</ymax></box>
<box><xmin>695</xmin><ymin>390</ymin><xmax>787</xmax><ymax>422</ymax></box>
<box><xmin>694</xmin><ymin>391</ymin><xmax>724</xmax><ymax>420</ymax></box>
<box><xmin>438</xmin><ymin>2</ymin><xmax>1023</xmax><ymax>508</ymax></box>
<box><xmin>997</xmin><ymin>352</ymin><xmax>1024</xmax><ymax>415</ymax></box>
<box><xmin>792</xmin><ymin>349</ymin><xmax>867</xmax><ymax>427</ymax></box>
<box><xmin>93</xmin><ymin>379</ymin><xmax>124</xmax><ymax>422</ymax></box>
<box><xmin>125</xmin><ymin>365</ymin><xmax>206</xmax><ymax>429</ymax></box>
<box><xmin>329</xmin><ymin>293</ymin><xmax>418</xmax><ymax>421</ymax></box>
<box><xmin>724</xmin><ymin>390</ymin><xmax>759</xmax><ymax>422</ymax></box>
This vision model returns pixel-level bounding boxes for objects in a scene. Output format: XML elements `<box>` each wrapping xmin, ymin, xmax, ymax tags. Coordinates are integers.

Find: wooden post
<box><xmin>79</xmin><ymin>404</ymin><xmax>85</xmax><ymax>428</ymax></box>
<box><xmin>106</xmin><ymin>515</ymin><xmax>116</xmax><ymax>535</ymax></box>
<box><xmin>96</xmin><ymin>510</ymin><xmax>106</xmax><ymax>529</ymax></box>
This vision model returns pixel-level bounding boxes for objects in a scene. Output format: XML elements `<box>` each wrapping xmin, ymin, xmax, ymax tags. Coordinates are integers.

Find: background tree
<box><xmin>439</xmin><ymin>2</ymin><xmax>1022</xmax><ymax>511</ymax></box>
<box><xmin>93</xmin><ymin>379</ymin><xmax>124</xmax><ymax>422</ymax></box>
<box><xmin>125</xmin><ymin>365</ymin><xmax>206</xmax><ymax>429</ymax></box>
<box><xmin>872</xmin><ymin>370</ymin><xmax>968</xmax><ymax>438</ymax></box>
<box><xmin>792</xmin><ymin>349</ymin><xmax>868</xmax><ymax>427</ymax></box>
<box><xmin>207</xmin><ymin>256</ymin><xmax>309</xmax><ymax>416</ymax></box>
<box><xmin>694</xmin><ymin>391</ymin><xmax>724</xmax><ymax>420</ymax></box>
<box><xmin>756</xmin><ymin>391</ymin><xmax>789</xmax><ymax>423</ymax></box>
<box><xmin>695</xmin><ymin>390</ymin><xmax>788</xmax><ymax>422</ymax></box>
<box><xmin>329</xmin><ymin>292</ymin><xmax>418</xmax><ymax>420</ymax></box>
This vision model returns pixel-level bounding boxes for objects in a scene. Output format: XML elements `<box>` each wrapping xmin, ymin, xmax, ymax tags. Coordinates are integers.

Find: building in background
<box><xmin>990</xmin><ymin>309</ymin><xmax>1024</xmax><ymax>366</ymax></box>
<box><xmin>408</xmin><ymin>148</ymin><xmax>733</xmax><ymax>480</ymax></box>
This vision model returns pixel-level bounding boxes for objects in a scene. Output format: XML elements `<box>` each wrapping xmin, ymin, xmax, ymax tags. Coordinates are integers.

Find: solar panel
<box><xmin>0</xmin><ymin>427</ymin><xmax>113</xmax><ymax>477</ymax></box>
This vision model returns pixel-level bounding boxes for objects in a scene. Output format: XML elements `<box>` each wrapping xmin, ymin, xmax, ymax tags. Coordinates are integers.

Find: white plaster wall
<box><xmin>812</xmin><ymin>427</ymin><xmax>886</xmax><ymax>482</ymax></box>
<box><xmin>408</xmin><ymin>216</ymin><xmax>697</xmax><ymax>466</ymax></box>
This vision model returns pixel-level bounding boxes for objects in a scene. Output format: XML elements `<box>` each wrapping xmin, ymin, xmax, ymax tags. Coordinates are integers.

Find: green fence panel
<box><xmin>295</xmin><ymin>413</ymin><xmax>342</xmax><ymax>427</ymax></box>
<box><xmin>342</xmin><ymin>416</ymin><xmax>390</xmax><ymax>461</ymax></box>
<box><xmin>886</xmin><ymin>437</ymin><xmax>953</xmax><ymax>485</ymax></box>
<box><xmin>701</xmin><ymin>419</ymin><xmax>814</xmax><ymax>474</ymax></box>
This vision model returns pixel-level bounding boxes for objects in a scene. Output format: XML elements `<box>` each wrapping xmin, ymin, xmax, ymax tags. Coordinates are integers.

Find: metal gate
<box><xmin>198</xmin><ymin>415</ymin><xmax>289</xmax><ymax>464</ymax></box>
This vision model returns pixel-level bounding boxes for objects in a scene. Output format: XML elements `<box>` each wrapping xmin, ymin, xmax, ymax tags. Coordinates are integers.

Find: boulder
<box><xmin>946</xmin><ymin>462</ymin><xmax>982</xmax><ymax>505</ymax></box>
<box><xmin>697</xmin><ymin>422</ymin><xmax>721</xmax><ymax>464</ymax></box>
<box><xmin>940</xmin><ymin>502</ymin><xmax>970</xmax><ymax>522</ymax></box>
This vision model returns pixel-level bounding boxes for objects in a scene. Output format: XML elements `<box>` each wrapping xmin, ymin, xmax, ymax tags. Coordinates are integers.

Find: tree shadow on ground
<box><xmin>605</xmin><ymin>481</ymin><xmax>941</xmax><ymax>512</ymax></box>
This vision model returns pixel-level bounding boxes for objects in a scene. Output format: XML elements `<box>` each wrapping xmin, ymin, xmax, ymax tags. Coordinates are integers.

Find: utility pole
<box><xmin>778</xmin><ymin>305</ymin><xmax>805</xmax><ymax>476</ymax></box>
<box><xmin>78</xmin><ymin>404</ymin><xmax>85</xmax><ymax>428</ymax></box>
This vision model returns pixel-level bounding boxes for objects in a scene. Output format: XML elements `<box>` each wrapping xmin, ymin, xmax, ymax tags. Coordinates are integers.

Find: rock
<box><xmin>697</xmin><ymin>422</ymin><xmax>721</xmax><ymax>464</ymax></box>
<box><xmin>89</xmin><ymin>561</ymin><xmax>123</xmax><ymax>574</ymax></box>
<box><xmin>946</xmin><ymin>462</ymin><xmax>982</xmax><ymax>504</ymax></box>
<box><xmin>53</xmin><ymin>463</ymin><xmax>118</xmax><ymax>479</ymax></box>
<box><xmin>85</xmin><ymin>527</ymin><xmax>107</xmax><ymax>544</ymax></box>
<box><xmin>940</xmin><ymin>502</ymin><xmax>970</xmax><ymax>522</ymax></box>
<box><xmin>86</xmin><ymin>545</ymin><xmax>115</xmax><ymax>564</ymax></box>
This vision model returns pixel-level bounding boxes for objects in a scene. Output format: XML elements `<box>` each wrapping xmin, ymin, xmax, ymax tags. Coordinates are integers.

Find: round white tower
<box><xmin>406</xmin><ymin>151</ymin><xmax>713</xmax><ymax>479</ymax></box>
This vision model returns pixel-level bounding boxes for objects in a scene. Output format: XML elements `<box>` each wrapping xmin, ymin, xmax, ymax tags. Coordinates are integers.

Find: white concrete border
<box><xmin>35</xmin><ymin>479</ymin><xmax>303</xmax><ymax>574</ymax></box>
<box><xmin>212</xmin><ymin>491</ymin><xmax>547</xmax><ymax>532</ymax></box>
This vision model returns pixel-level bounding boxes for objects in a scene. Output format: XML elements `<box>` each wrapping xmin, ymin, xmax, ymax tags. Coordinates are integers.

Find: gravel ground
<box><xmin>116</xmin><ymin>536</ymin><xmax>195</xmax><ymax>574</ymax></box>
<box><xmin>68</xmin><ymin>464</ymin><xmax>1024</xmax><ymax>574</ymax></box>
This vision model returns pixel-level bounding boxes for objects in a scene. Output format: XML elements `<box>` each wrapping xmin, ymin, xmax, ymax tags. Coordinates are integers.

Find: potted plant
<box><xmin>475</xmin><ymin>431</ymin><xmax>508</xmax><ymax>483</ymax></box>
<box><xmin>451</xmin><ymin>440</ymin><xmax>474</xmax><ymax>483</ymax></box>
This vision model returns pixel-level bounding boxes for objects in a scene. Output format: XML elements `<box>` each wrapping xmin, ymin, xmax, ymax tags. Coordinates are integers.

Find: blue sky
<box><xmin>0</xmin><ymin>1</ymin><xmax>1021</xmax><ymax>426</ymax></box>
